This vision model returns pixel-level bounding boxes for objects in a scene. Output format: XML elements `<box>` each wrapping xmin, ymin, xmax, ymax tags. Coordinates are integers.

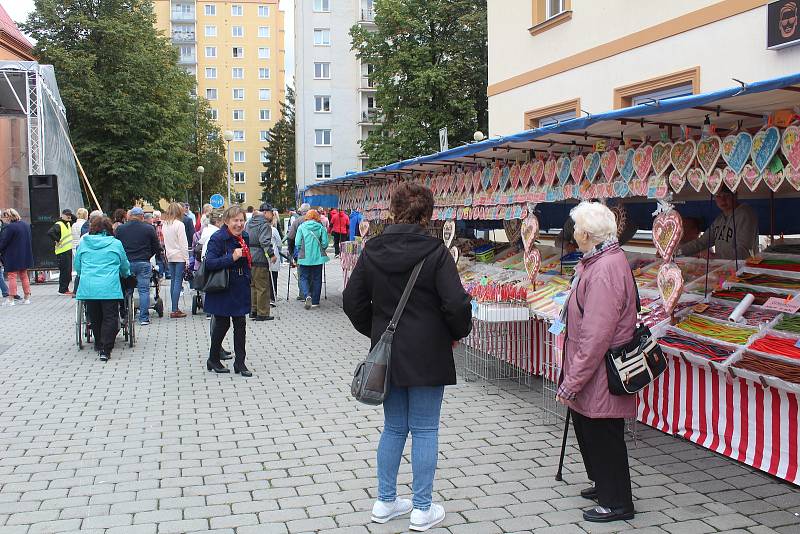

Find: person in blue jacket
<box><xmin>295</xmin><ymin>209</ymin><xmax>330</xmax><ymax>309</ymax></box>
<box><xmin>203</xmin><ymin>206</ymin><xmax>253</xmax><ymax>376</ymax></box>
<box><xmin>349</xmin><ymin>210</ymin><xmax>362</xmax><ymax>241</ymax></box>
<box><xmin>74</xmin><ymin>216</ymin><xmax>131</xmax><ymax>362</ymax></box>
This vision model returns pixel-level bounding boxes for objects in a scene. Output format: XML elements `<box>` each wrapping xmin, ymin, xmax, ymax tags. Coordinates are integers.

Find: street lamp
<box><xmin>223</xmin><ymin>130</ymin><xmax>234</xmax><ymax>205</ymax></box>
<box><xmin>196</xmin><ymin>165</ymin><xmax>205</xmax><ymax>208</ymax></box>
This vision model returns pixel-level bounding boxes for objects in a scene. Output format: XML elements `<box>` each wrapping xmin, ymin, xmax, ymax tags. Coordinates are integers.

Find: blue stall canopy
<box><xmin>304</xmin><ymin>71</ymin><xmax>800</xmax><ymax>197</ymax></box>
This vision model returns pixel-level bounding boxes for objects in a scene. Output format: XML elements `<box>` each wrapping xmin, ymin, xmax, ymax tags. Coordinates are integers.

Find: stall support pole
<box><xmin>770</xmin><ymin>191</ymin><xmax>775</xmax><ymax>244</ymax></box>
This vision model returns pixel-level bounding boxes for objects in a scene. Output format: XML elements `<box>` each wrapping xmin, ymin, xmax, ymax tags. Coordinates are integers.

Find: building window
<box><xmin>316</xmin><ymin>162</ymin><xmax>332</xmax><ymax>180</ymax></box>
<box><xmin>614</xmin><ymin>67</ymin><xmax>700</xmax><ymax>109</ymax></box>
<box><xmin>180</xmin><ymin>45</ymin><xmax>193</xmax><ymax>58</ymax></box>
<box><xmin>260</xmin><ymin>171</ymin><xmax>269</xmax><ymax>183</ymax></box>
<box><xmin>258</xmin><ymin>26</ymin><xmax>270</xmax><ymax>38</ymax></box>
<box><xmin>530</xmin><ymin>0</ymin><xmax>572</xmax><ymax>36</ymax></box>
<box><xmin>315</xmin><ymin>129</ymin><xmax>332</xmax><ymax>146</ymax></box>
<box><xmin>205</xmin><ymin>67</ymin><xmax>217</xmax><ymax>79</ymax></box>
<box><xmin>233</xmin><ymin>171</ymin><xmax>246</xmax><ymax>183</ymax></box>
<box><xmin>523</xmin><ymin>98</ymin><xmax>579</xmax><ymax>128</ymax></box>
<box><xmin>259</xmin><ymin>109</ymin><xmax>271</xmax><ymax>121</ymax></box>
<box><xmin>235</xmin><ymin>192</ymin><xmax>246</xmax><ymax>203</ymax></box>
<box><xmin>233</xmin><ymin>109</ymin><xmax>244</xmax><ymax>121</ymax></box>
<box><xmin>547</xmin><ymin>0</ymin><xmax>566</xmax><ymax>19</ymax></box>
<box><xmin>204</xmin><ymin>25</ymin><xmax>216</xmax><ymax>37</ymax></box>
<box><xmin>232</xmin><ymin>26</ymin><xmax>244</xmax><ymax>37</ymax></box>
<box><xmin>233</xmin><ymin>151</ymin><xmax>245</xmax><ymax>162</ymax></box>
<box><xmin>233</xmin><ymin>88</ymin><xmax>244</xmax><ymax>100</ymax></box>
<box><xmin>314</xmin><ymin>0</ymin><xmax>331</xmax><ymax>12</ymax></box>
<box><xmin>205</xmin><ymin>46</ymin><xmax>216</xmax><ymax>58</ymax></box>
<box><xmin>231</xmin><ymin>4</ymin><xmax>243</xmax><ymax>16</ymax></box>
<box><xmin>260</xmin><ymin>151</ymin><xmax>269</xmax><ymax>163</ymax></box>
<box><xmin>258</xmin><ymin>47</ymin><xmax>270</xmax><ymax>59</ymax></box>
<box><xmin>315</xmin><ymin>95</ymin><xmax>331</xmax><ymax>112</ymax></box>
<box><xmin>232</xmin><ymin>46</ymin><xmax>244</xmax><ymax>58</ymax></box>
<box><xmin>258</xmin><ymin>67</ymin><xmax>271</xmax><ymax>79</ymax></box>
<box><xmin>232</xmin><ymin>67</ymin><xmax>244</xmax><ymax>79</ymax></box>
<box><xmin>258</xmin><ymin>5</ymin><xmax>270</xmax><ymax>17</ymax></box>
<box><xmin>233</xmin><ymin>130</ymin><xmax>245</xmax><ymax>141</ymax></box>
<box><xmin>208</xmin><ymin>108</ymin><xmax>218</xmax><ymax>120</ymax></box>
<box><xmin>259</xmin><ymin>88</ymin><xmax>271</xmax><ymax>101</ymax></box>
<box><xmin>314</xmin><ymin>28</ymin><xmax>331</xmax><ymax>46</ymax></box>
<box><xmin>204</xmin><ymin>4</ymin><xmax>216</xmax><ymax>16</ymax></box>
<box><xmin>367</xmin><ymin>96</ymin><xmax>375</xmax><ymax>109</ymax></box>
<box><xmin>314</xmin><ymin>62</ymin><xmax>331</xmax><ymax>79</ymax></box>
<box><xmin>206</xmin><ymin>88</ymin><xmax>218</xmax><ymax>100</ymax></box>
<box><xmin>260</xmin><ymin>130</ymin><xmax>270</xmax><ymax>142</ymax></box>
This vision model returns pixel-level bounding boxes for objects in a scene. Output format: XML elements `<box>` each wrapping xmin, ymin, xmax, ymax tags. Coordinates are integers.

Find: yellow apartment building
<box><xmin>154</xmin><ymin>0</ymin><xmax>285</xmax><ymax>207</ymax></box>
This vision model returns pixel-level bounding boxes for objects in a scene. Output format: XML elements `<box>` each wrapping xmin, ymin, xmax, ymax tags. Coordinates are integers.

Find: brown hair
<box><xmin>89</xmin><ymin>216</ymin><xmax>114</xmax><ymax>235</ymax></box>
<box><xmin>164</xmin><ymin>202</ymin><xmax>184</xmax><ymax>222</ymax></box>
<box><xmin>223</xmin><ymin>205</ymin><xmax>246</xmax><ymax>222</ymax></box>
<box><xmin>390</xmin><ymin>182</ymin><xmax>434</xmax><ymax>225</ymax></box>
<box><xmin>3</xmin><ymin>208</ymin><xmax>21</xmax><ymax>222</ymax></box>
<box><xmin>112</xmin><ymin>208</ymin><xmax>127</xmax><ymax>224</ymax></box>
<box><xmin>304</xmin><ymin>209</ymin><xmax>321</xmax><ymax>222</ymax></box>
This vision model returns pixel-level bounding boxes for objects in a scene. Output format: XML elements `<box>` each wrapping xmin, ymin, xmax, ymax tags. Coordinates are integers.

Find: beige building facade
<box><xmin>154</xmin><ymin>0</ymin><xmax>285</xmax><ymax>207</ymax></box>
<box><xmin>488</xmin><ymin>0</ymin><xmax>800</xmax><ymax>136</ymax></box>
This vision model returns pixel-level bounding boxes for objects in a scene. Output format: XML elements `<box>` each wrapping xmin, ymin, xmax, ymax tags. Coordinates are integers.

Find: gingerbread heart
<box><xmin>544</xmin><ymin>157</ymin><xmax>557</xmax><ymax>186</ymax></box>
<box><xmin>503</xmin><ymin>219</ymin><xmax>521</xmax><ymax>245</ymax></box>
<box><xmin>634</xmin><ymin>145</ymin><xmax>653</xmax><ymax>181</ymax></box>
<box><xmin>706</xmin><ymin>168</ymin><xmax>723</xmax><ymax>194</ymax></box>
<box><xmin>442</xmin><ymin>220</ymin><xmax>455</xmax><ymax>247</ymax></box>
<box><xmin>668</xmin><ymin>169</ymin><xmax>686</xmax><ymax>193</ymax></box>
<box><xmin>570</xmin><ymin>154</ymin><xmax>585</xmax><ymax>184</ymax></box>
<box><xmin>617</xmin><ymin>147</ymin><xmax>636</xmax><ymax>182</ymax></box>
<box><xmin>584</xmin><ymin>152</ymin><xmax>601</xmax><ymax>183</ymax></box>
<box><xmin>649</xmin><ymin>176</ymin><xmax>669</xmax><ymax>199</ymax></box>
<box><xmin>600</xmin><ymin>149</ymin><xmax>617</xmax><ymax>182</ymax></box>
<box><xmin>722</xmin><ymin>132</ymin><xmax>753</xmax><ymax>174</ymax></box>
<box><xmin>556</xmin><ymin>155</ymin><xmax>571</xmax><ymax>185</ymax></box>
<box><xmin>751</xmin><ymin>126</ymin><xmax>780</xmax><ymax>173</ymax></box>
<box><xmin>530</xmin><ymin>159</ymin><xmax>545</xmax><ymax>186</ymax></box>
<box><xmin>359</xmin><ymin>220</ymin><xmax>370</xmax><ymax>238</ymax></box>
<box><xmin>722</xmin><ymin>166</ymin><xmax>741</xmax><ymax>192</ymax></box>
<box><xmin>490</xmin><ymin>164</ymin><xmax>502</xmax><ymax>191</ymax></box>
<box><xmin>524</xmin><ymin>247</ymin><xmax>542</xmax><ymax>287</ymax></box>
<box><xmin>697</xmin><ymin>135</ymin><xmax>722</xmax><ymax>175</ymax></box>
<box><xmin>449</xmin><ymin>246</ymin><xmax>459</xmax><ymax>264</ymax></box>
<box><xmin>742</xmin><ymin>164</ymin><xmax>761</xmax><ymax>191</ymax></box>
<box><xmin>687</xmin><ymin>167</ymin><xmax>705</xmax><ymax>192</ymax></box>
<box><xmin>613</xmin><ymin>180</ymin><xmax>630</xmax><ymax>198</ymax></box>
<box><xmin>652</xmin><ymin>209</ymin><xmax>683</xmax><ymax>260</ymax></box>
<box><xmin>652</xmin><ymin>141</ymin><xmax>672</xmax><ymax>178</ymax></box>
<box><xmin>498</xmin><ymin>165</ymin><xmax>511</xmax><ymax>191</ymax></box>
<box><xmin>471</xmin><ymin>169</ymin><xmax>482</xmax><ymax>193</ymax></box>
<box><xmin>510</xmin><ymin>162</ymin><xmax>521</xmax><ymax>190</ymax></box>
<box><xmin>670</xmin><ymin>139</ymin><xmax>697</xmax><ymax>177</ymax></box>
<box><xmin>782</xmin><ymin>125</ymin><xmax>800</xmax><ymax>169</ymax></box>
<box><xmin>657</xmin><ymin>262</ymin><xmax>684</xmax><ymax>314</ymax></box>
<box><xmin>786</xmin><ymin>164</ymin><xmax>800</xmax><ymax>191</ymax></box>
<box><xmin>521</xmin><ymin>214</ymin><xmax>539</xmax><ymax>252</ymax></box>
<box><xmin>762</xmin><ymin>168</ymin><xmax>784</xmax><ymax>192</ymax></box>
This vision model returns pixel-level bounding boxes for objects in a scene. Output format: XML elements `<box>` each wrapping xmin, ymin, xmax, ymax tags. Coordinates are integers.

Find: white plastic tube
<box><xmin>728</xmin><ymin>293</ymin><xmax>755</xmax><ymax>323</ymax></box>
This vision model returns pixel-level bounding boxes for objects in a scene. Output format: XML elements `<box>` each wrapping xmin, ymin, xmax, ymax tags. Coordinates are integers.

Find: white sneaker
<box><xmin>409</xmin><ymin>503</ymin><xmax>445</xmax><ymax>531</ymax></box>
<box><xmin>371</xmin><ymin>498</ymin><xmax>412</xmax><ymax>524</ymax></box>
<box><xmin>304</xmin><ymin>296</ymin><xmax>312</xmax><ymax>310</ymax></box>
<box><xmin>7</xmin><ymin>300</ymin><xmax>14</xmax><ymax>307</ymax></box>
<box><xmin>22</xmin><ymin>299</ymin><xmax>31</xmax><ymax>305</ymax></box>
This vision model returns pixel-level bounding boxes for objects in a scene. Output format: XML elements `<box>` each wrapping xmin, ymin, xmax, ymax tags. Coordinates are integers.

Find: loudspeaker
<box><xmin>31</xmin><ymin>221</ymin><xmax>57</xmax><ymax>269</ymax></box>
<box><xmin>28</xmin><ymin>174</ymin><xmax>59</xmax><ymax>224</ymax></box>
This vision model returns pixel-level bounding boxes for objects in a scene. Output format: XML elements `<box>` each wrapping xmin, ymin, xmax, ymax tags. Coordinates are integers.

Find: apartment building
<box><xmin>154</xmin><ymin>0</ymin><xmax>285</xmax><ymax>207</ymax></box>
<box><xmin>488</xmin><ymin>0</ymin><xmax>800</xmax><ymax>136</ymax></box>
<box><xmin>294</xmin><ymin>0</ymin><xmax>379</xmax><ymax>191</ymax></box>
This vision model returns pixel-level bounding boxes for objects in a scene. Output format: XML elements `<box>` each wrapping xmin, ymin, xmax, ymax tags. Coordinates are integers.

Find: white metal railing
<box><xmin>171</xmin><ymin>12</ymin><xmax>195</xmax><ymax>21</ymax></box>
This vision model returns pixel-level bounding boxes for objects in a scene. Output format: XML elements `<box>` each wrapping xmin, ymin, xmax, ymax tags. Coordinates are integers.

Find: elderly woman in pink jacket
<box><xmin>556</xmin><ymin>201</ymin><xmax>638</xmax><ymax>524</ymax></box>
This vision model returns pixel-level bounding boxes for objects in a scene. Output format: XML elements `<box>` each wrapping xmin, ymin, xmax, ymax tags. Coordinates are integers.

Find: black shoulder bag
<box><xmin>351</xmin><ymin>258</ymin><xmax>426</xmax><ymax>405</ymax></box>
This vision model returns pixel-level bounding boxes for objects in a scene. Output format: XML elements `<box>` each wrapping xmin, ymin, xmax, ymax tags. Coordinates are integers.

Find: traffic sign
<box><xmin>210</xmin><ymin>194</ymin><xmax>225</xmax><ymax>209</ymax></box>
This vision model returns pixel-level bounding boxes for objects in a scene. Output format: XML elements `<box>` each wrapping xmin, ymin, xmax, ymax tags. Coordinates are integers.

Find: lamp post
<box><xmin>223</xmin><ymin>130</ymin><xmax>235</xmax><ymax>205</ymax></box>
<box><xmin>196</xmin><ymin>165</ymin><xmax>205</xmax><ymax>208</ymax></box>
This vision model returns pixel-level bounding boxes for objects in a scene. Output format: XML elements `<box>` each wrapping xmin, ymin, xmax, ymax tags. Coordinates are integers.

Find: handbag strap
<box><xmin>387</xmin><ymin>258</ymin><xmax>426</xmax><ymax>333</ymax></box>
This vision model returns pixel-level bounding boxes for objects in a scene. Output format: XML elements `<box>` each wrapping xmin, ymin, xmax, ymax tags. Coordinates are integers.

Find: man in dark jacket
<box><xmin>115</xmin><ymin>207</ymin><xmax>161</xmax><ymax>325</ymax></box>
<box><xmin>47</xmin><ymin>209</ymin><xmax>74</xmax><ymax>294</ymax></box>
<box><xmin>245</xmin><ymin>203</ymin><xmax>277</xmax><ymax>321</ymax></box>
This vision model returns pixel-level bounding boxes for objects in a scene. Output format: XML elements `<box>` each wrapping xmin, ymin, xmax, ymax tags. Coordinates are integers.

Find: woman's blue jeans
<box><xmin>168</xmin><ymin>262</ymin><xmax>185</xmax><ymax>312</ymax></box>
<box><xmin>299</xmin><ymin>264</ymin><xmax>323</xmax><ymax>305</ymax></box>
<box><xmin>377</xmin><ymin>385</ymin><xmax>445</xmax><ymax>511</ymax></box>
<box><xmin>0</xmin><ymin>266</ymin><xmax>8</xmax><ymax>297</ymax></box>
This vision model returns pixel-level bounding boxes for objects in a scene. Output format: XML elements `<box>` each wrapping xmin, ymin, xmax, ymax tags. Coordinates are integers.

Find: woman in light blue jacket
<box><xmin>74</xmin><ymin>216</ymin><xmax>131</xmax><ymax>361</ymax></box>
<box><xmin>295</xmin><ymin>209</ymin><xmax>329</xmax><ymax>309</ymax></box>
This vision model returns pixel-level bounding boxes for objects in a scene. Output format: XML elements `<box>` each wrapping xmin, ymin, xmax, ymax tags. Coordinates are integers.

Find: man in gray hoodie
<box><xmin>287</xmin><ymin>203</ymin><xmax>311</xmax><ymax>300</ymax></box>
<box><xmin>245</xmin><ymin>203</ymin><xmax>277</xmax><ymax>321</ymax></box>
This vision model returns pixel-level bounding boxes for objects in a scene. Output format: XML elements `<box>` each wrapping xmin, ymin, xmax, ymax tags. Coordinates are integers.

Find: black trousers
<box><xmin>270</xmin><ymin>270</ymin><xmax>278</xmax><ymax>303</ymax></box>
<box><xmin>57</xmin><ymin>251</ymin><xmax>72</xmax><ymax>293</ymax></box>
<box><xmin>333</xmin><ymin>232</ymin><xmax>346</xmax><ymax>255</ymax></box>
<box><xmin>210</xmin><ymin>315</ymin><xmax>246</xmax><ymax>367</ymax></box>
<box><xmin>571</xmin><ymin>410</ymin><xmax>633</xmax><ymax>510</ymax></box>
<box><xmin>85</xmin><ymin>300</ymin><xmax>119</xmax><ymax>355</ymax></box>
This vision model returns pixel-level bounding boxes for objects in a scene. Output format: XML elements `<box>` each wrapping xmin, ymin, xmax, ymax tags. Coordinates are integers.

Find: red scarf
<box><xmin>231</xmin><ymin>229</ymin><xmax>252</xmax><ymax>268</ymax></box>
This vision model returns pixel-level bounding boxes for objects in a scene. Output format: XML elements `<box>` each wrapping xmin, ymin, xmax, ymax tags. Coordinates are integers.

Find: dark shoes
<box><xmin>206</xmin><ymin>360</ymin><xmax>230</xmax><ymax>373</ymax></box>
<box><xmin>582</xmin><ymin>506</ymin><xmax>634</xmax><ymax>523</ymax></box>
<box><xmin>234</xmin><ymin>364</ymin><xmax>252</xmax><ymax>377</ymax></box>
<box><xmin>249</xmin><ymin>312</ymin><xmax>256</xmax><ymax>319</ymax></box>
<box><xmin>253</xmin><ymin>316</ymin><xmax>274</xmax><ymax>321</ymax></box>
<box><xmin>220</xmin><ymin>348</ymin><xmax>233</xmax><ymax>361</ymax></box>
<box><xmin>99</xmin><ymin>351</ymin><xmax>110</xmax><ymax>362</ymax></box>
<box><xmin>296</xmin><ymin>295</ymin><xmax>305</xmax><ymax>301</ymax></box>
<box><xmin>580</xmin><ymin>486</ymin><xmax>598</xmax><ymax>501</ymax></box>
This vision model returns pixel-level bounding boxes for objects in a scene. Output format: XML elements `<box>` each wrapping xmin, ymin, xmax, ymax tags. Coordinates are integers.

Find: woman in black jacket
<box><xmin>343</xmin><ymin>182</ymin><xmax>472</xmax><ymax>532</ymax></box>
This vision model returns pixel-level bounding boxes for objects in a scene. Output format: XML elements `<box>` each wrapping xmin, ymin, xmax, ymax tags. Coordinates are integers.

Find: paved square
<box><xmin>0</xmin><ymin>261</ymin><xmax>798</xmax><ymax>533</ymax></box>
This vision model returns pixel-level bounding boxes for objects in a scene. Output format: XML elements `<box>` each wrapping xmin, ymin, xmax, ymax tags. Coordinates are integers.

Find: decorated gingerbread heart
<box><xmin>358</xmin><ymin>220</ymin><xmax>370</xmax><ymax>238</ymax></box>
<box><xmin>530</xmin><ymin>159</ymin><xmax>545</xmax><ymax>187</ymax></box>
<box><xmin>722</xmin><ymin>132</ymin><xmax>753</xmax><ymax>174</ymax></box>
<box><xmin>706</xmin><ymin>168</ymin><xmax>723</xmax><ymax>194</ymax></box>
<box><xmin>471</xmin><ymin>168</ymin><xmax>482</xmax><ymax>193</ymax></box>
<box><xmin>634</xmin><ymin>144</ymin><xmax>653</xmax><ymax>181</ymax></box>
<box><xmin>524</xmin><ymin>247</ymin><xmax>542</xmax><ymax>287</ymax></box>
<box><xmin>442</xmin><ymin>220</ymin><xmax>456</xmax><ymax>248</ymax></box>
<box><xmin>785</xmin><ymin>164</ymin><xmax>800</xmax><ymax>191</ymax></box>
<box><xmin>600</xmin><ymin>149</ymin><xmax>617</xmax><ymax>182</ymax></box>
<box><xmin>668</xmin><ymin>169</ymin><xmax>686</xmax><ymax>193</ymax></box>
<box><xmin>657</xmin><ymin>262</ymin><xmax>684</xmax><ymax>314</ymax></box>
<box><xmin>762</xmin><ymin>168</ymin><xmax>784</xmax><ymax>192</ymax></box>
<box><xmin>570</xmin><ymin>154</ymin><xmax>584</xmax><ymax>184</ymax></box>
<box><xmin>556</xmin><ymin>155</ymin><xmax>571</xmax><ymax>185</ymax></box>
<box><xmin>670</xmin><ymin>139</ymin><xmax>697</xmax><ymax>177</ymax></box>
<box><xmin>697</xmin><ymin>135</ymin><xmax>722</xmax><ymax>175</ymax></box>
<box><xmin>449</xmin><ymin>246</ymin><xmax>459</xmax><ymax>264</ymax></box>
<box><xmin>652</xmin><ymin>209</ymin><xmax>683</xmax><ymax>260</ymax></box>
<box><xmin>503</xmin><ymin>219</ymin><xmax>521</xmax><ymax>245</ymax></box>
<box><xmin>510</xmin><ymin>163</ymin><xmax>521</xmax><ymax>190</ymax></box>
<box><xmin>722</xmin><ymin>166</ymin><xmax>741</xmax><ymax>192</ymax></box>
<box><xmin>544</xmin><ymin>157</ymin><xmax>557</xmax><ymax>186</ymax></box>
<box><xmin>617</xmin><ymin>147</ymin><xmax>636</xmax><ymax>182</ymax></box>
<box><xmin>584</xmin><ymin>152</ymin><xmax>601</xmax><ymax>183</ymax></box>
<box><xmin>751</xmin><ymin>126</ymin><xmax>780</xmax><ymax>173</ymax></box>
<box><xmin>687</xmin><ymin>167</ymin><xmax>705</xmax><ymax>192</ymax></box>
<box><xmin>742</xmin><ymin>164</ymin><xmax>761</xmax><ymax>192</ymax></box>
<box><xmin>521</xmin><ymin>214</ymin><xmax>539</xmax><ymax>252</ymax></box>
<box><xmin>782</xmin><ymin>125</ymin><xmax>800</xmax><ymax>169</ymax></box>
<box><xmin>652</xmin><ymin>141</ymin><xmax>672</xmax><ymax>178</ymax></box>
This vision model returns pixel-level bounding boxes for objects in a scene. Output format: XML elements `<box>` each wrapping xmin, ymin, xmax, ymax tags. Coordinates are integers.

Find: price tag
<box><xmin>762</xmin><ymin>297</ymin><xmax>800</xmax><ymax>314</ymax></box>
<box><xmin>548</xmin><ymin>320</ymin><xmax>566</xmax><ymax>335</ymax></box>
<box><xmin>551</xmin><ymin>293</ymin><xmax>568</xmax><ymax>306</ymax></box>
<box><xmin>693</xmin><ymin>303</ymin><xmax>710</xmax><ymax>313</ymax></box>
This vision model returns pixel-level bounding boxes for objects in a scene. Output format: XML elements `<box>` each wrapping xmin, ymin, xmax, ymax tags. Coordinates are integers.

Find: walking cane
<box><xmin>555</xmin><ymin>409</ymin><xmax>571</xmax><ymax>482</ymax></box>
<box><xmin>286</xmin><ymin>261</ymin><xmax>292</xmax><ymax>301</ymax></box>
<box><xmin>323</xmin><ymin>262</ymin><xmax>327</xmax><ymax>300</ymax></box>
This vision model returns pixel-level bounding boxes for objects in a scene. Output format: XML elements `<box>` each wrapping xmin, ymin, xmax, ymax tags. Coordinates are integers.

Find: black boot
<box><xmin>580</xmin><ymin>486</ymin><xmax>598</xmax><ymax>501</ymax></box>
<box><xmin>220</xmin><ymin>348</ymin><xmax>232</xmax><ymax>360</ymax></box>
<box><xmin>206</xmin><ymin>360</ymin><xmax>230</xmax><ymax>373</ymax></box>
<box><xmin>234</xmin><ymin>363</ymin><xmax>252</xmax><ymax>377</ymax></box>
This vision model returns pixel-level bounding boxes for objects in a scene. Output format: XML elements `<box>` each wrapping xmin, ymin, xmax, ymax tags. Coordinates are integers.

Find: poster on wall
<box><xmin>767</xmin><ymin>0</ymin><xmax>800</xmax><ymax>49</ymax></box>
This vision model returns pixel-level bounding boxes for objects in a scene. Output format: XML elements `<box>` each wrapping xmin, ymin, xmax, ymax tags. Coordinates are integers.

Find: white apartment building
<box><xmin>295</xmin><ymin>0</ymin><xmax>378</xmax><ymax>191</ymax></box>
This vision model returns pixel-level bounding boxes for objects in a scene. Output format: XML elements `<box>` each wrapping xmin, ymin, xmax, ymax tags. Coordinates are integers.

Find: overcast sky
<box><xmin>1</xmin><ymin>0</ymin><xmax>295</xmax><ymax>86</ymax></box>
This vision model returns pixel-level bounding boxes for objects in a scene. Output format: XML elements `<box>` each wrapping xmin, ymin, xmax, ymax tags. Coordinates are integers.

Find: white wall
<box><xmin>488</xmin><ymin>5</ymin><xmax>800</xmax><ymax>136</ymax></box>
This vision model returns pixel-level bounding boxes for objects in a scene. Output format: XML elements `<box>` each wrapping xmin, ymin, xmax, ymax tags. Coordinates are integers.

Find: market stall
<box><xmin>308</xmin><ymin>72</ymin><xmax>800</xmax><ymax>485</ymax></box>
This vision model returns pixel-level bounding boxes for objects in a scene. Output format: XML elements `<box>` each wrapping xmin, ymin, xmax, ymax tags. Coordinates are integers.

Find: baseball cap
<box><xmin>130</xmin><ymin>207</ymin><xmax>144</xmax><ymax>216</ymax></box>
<box><xmin>259</xmin><ymin>202</ymin><xmax>273</xmax><ymax>212</ymax></box>
<box><xmin>62</xmin><ymin>208</ymin><xmax>72</xmax><ymax>215</ymax></box>
<box><xmin>299</xmin><ymin>203</ymin><xmax>311</xmax><ymax>214</ymax></box>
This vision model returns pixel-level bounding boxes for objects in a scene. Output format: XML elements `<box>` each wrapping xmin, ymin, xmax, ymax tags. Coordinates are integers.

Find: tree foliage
<box><xmin>23</xmin><ymin>0</ymin><xmax>204</xmax><ymax>210</ymax></box>
<box><xmin>350</xmin><ymin>0</ymin><xmax>488</xmax><ymax>168</ymax></box>
<box><xmin>187</xmin><ymin>98</ymin><xmax>227</xmax><ymax>210</ymax></box>
<box><xmin>261</xmin><ymin>86</ymin><xmax>296</xmax><ymax>210</ymax></box>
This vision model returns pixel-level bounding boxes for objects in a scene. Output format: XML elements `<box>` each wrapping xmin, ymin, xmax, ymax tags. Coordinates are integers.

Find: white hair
<box><xmin>153</xmin><ymin>210</ymin><xmax>161</xmax><ymax>217</ymax></box>
<box><xmin>570</xmin><ymin>201</ymin><xmax>617</xmax><ymax>243</ymax></box>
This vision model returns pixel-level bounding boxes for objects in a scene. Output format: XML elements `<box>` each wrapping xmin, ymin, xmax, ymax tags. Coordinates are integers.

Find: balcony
<box><xmin>171</xmin><ymin>11</ymin><xmax>195</xmax><ymax>21</ymax></box>
<box><xmin>360</xmin><ymin>108</ymin><xmax>381</xmax><ymax>124</ymax></box>
<box><xmin>178</xmin><ymin>55</ymin><xmax>197</xmax><ymax>65</ymax></box>
<box><xmin>359</xmin><ymin>76</ymin><xmax>376</xmax><ymax>91</ymax></box>
<box><xmin>359</xmin><ymin>8</ymin><xmax>375</xmax><ymax>23</ymax></box>
<box><xmin>172</xmin><ymin>32</ymin><xmax>196</xmax><ymax>43</ymax></box>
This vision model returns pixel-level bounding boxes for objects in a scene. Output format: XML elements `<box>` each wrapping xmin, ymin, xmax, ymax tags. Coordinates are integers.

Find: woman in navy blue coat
<box><xmin>0</xmin><ymin>209</ymin><xmax>34</xmax><ymax>305</ymax></box>
<box><xmin>204</xmin><ymin>206</ymin><xmax>253</xmax><ymax>376</ymax></box>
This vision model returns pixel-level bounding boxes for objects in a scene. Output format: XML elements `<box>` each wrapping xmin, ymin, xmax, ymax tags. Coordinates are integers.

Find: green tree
<box><xmin>261</xmin><ymin>86</ymin><xmax>296</xmax><ymax>210</ymax></box>
<box><xmin>23</xmin><ymin>0</ymin><xmax>198</xmax><ymax>210</ymax></box>
<box><xmin>350</xmin><ymin>0</ymin><xmax>488</xmax><ymax>168</ymax></box>
<box><xmin>187</xmin><ymin>98</ymin><xmax>227</xmax><ymax>209</ymax></box>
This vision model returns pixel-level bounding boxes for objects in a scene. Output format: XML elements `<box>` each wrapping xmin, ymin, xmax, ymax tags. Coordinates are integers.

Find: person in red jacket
<box><xmin>329</xmin><ymin>208</ymin><xmax>349</xmax><ymax>258</ymax></box>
